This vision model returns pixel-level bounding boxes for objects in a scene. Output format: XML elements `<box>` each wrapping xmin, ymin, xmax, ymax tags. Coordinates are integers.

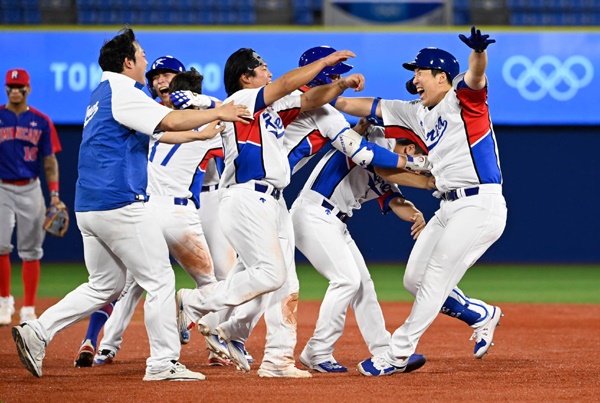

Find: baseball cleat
<box><xmin>175</xmin><ymin>289</ymin><xmax>192</xmax><ymax>345</ymax></box>
<box><xmin>208</xmin><ymin>351</ymin><xmax>233</xmax><ymax>366</ymax></box>
<box><xmin>357</xmin><ymin>353</ymin><xmax>426</xmax><ymax>377</ymax></box>
<box><xmin>12</xmin><ymin>323</ymin><xmax>46</xmax><ymax>378</ymax></box>
<box><xmin>471</xmin><ymin>306</ymin><xmax>503</xmax><ymax>358</ymax></box>
<box><xmin>94</xmin><ymin>349</ymin><xmax>116</xmax><ymax>365</ymax></box>
<box><xmin>0</xmin><ymin>296</ymin><xmax>15</xmax><ymax>326</ymax></box>
<box><xmin>299</xmin><ymin>354</ymin><xmax>348</xmax><ymax>373</ymax></box>
<box><xmin>142</xmin><ymin>360</ymin><xmax>205</xmax><ymax>381</ymax></box>
<box><xmin>257</xmin><ymin>363</ymin><xmax>312</xmax><ymax>378</ymax></box>
<box><xmin>215</xmin><ymin>326</ymin><xmax>250</xmax><ymax>373</ymax></box>
<box><xmin>19</xmin><ymin>306</ymin><xmax>37</xmax><ymax>322</ymax></box>
<box><xmin>74</xmin><ymin>339</ymin><xmax>95</xmax><ymax>367</ymax></box>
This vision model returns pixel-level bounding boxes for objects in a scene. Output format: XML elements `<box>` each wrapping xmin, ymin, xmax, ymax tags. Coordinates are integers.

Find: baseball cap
<box><xmin>5</xmin><ymin>68</ymin><xmax>30</xmax><ymax>86</ymax></box>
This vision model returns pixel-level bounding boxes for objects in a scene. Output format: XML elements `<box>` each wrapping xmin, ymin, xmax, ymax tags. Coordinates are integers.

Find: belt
<box><xmin>321</xmin><ymin>200</ymin><xmax>349</xmax><ymax>223</ymax></box>
<box><xmin>1</xmin><ymin>178</ymin><xmax>36</xmax><ymax>186</ymax></box>
<box><xmin>441</xmin><ymin>187</ymin><xmax>479</xmax><ymax>202</ymax></box>
<box><xmin>144</xmin><ymin>195</ymin><xmax>191</xmax><ymax>205</ymax></box>
<box><xmin>254</xmin><ymin>183</ymin><xmax>281</xmax><ymax>200</ymax></box>
<box><xmin>201</xmin><ymin>184</ymin><xmax>219</xmax><ymax>192</ymax></box>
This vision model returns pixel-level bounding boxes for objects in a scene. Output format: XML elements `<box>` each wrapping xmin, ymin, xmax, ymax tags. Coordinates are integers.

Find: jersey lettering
<box><xmin>262</xmin><ymin>112</ymin><xmax>284</xmax><ymax>139</ymax></box>
<box><xmin>425</xmin><ymin>116</ymin><xmax>447</xmax><ymax>150</ymax></box>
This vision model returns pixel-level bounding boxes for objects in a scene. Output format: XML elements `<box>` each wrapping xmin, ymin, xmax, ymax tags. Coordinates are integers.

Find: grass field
<box><xmin>7</xmin><ymin>263</ymin><xmax>600</xmax><ymax>304</ymax></box>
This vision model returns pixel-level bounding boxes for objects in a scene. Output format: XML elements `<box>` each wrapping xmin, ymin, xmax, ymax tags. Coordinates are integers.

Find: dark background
<box><xmin>14</xmin><ymin>124</ymin><xmax>599</xmax><ymax>264</ymax></box>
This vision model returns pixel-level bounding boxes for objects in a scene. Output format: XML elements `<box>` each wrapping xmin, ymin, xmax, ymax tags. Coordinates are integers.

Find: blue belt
<box><xmin>254</xmin><ymin>183</ymin><xmax>281</xmax><ymax>200</ymax></box>
<box><xmin>441</xmin><ymin>187</ymin><xmax>479</xmax><ymax>202</ymax></box>
<box><xmin>201</xmin><ymin>184</ymin><xmax>219</xmax><ymax>192</ymax></box>
<box><xmin>143</xmin><ymin>195</ymin><xmax>190</xmax><ymax>205</ymax></box>
<box><xmin>321</xmin><ymin>200</ymin><xmax>349</xmax><ymax>223</ymax></box>
<box><xmin>174</xmin><ymin>197</ymin><xmax>189</xmax><ymax>206</ymax></box>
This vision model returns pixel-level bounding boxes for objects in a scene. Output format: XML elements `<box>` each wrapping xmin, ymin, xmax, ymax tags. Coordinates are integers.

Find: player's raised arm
<box><xmin>300</xmin><ymin>73</ymin><xmax>364</xmax><ymax>112</ymax></box>
<box><xmin>459</xmin><ymin>26</ymin><xmax>495</xmax><ymax>90</ymax></box>
<box><xmin>334</xmin><ymin>96</ymin><xmax>379</xmax><ymax>120</ymax></box>
<box><xmin>262</xmin><ymin>49</ymin><xmax>356</xmax><ymax>106</ymax></box>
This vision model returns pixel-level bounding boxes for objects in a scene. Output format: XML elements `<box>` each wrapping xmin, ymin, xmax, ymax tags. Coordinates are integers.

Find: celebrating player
<box><xmin>0</xmin><ymin>68</ymin><xmax>64</xmax><ymax>326</ymax></box>
<box><xmin>333</xmin><ymin>26</ymin><xmax>506</xmax><ymax>376</ymax></box>
<box><xmin>176</xmin><ymin>46</ymin><xmax>365</xmax><ymax>376</ymax></box>
<box><xmin>11</xmin><ymin>27</ymin><xmax>249</xmax><ymax>381</ymax></box>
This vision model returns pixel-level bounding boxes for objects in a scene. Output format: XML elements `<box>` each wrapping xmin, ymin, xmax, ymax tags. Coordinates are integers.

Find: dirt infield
<box><xmin>1</xmin><ymin>298</ymin><xmax>598</xmax><ymax>402</ymax></box>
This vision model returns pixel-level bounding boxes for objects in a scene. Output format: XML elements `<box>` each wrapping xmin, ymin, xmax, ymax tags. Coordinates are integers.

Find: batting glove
<box><xmin>405</xmin><ymin>155</ymin><xmax>432</xmax><ymax>172</ymax></box>
<box><xmin>170</xmin><ymin>90</ymin><xmax>216</xmax><ymax>110</ymax></box>
<box><xmin>459</xmin><ymin>26</ymin><xmax>496</xmax><ymax>53</ymax></box>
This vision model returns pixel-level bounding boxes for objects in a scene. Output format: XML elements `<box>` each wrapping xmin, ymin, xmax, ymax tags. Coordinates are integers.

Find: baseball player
<box><xmin>0</xmin><ymin>68</ymin><xmax>63</xmax><ymax>326</ymax></box>
<box><xmin>74</xmin><ymin>59</ymin><xmax>234</xmax><ymax>368</ymax></box>
<box><xmin>292</xmin><ymin>124</ymin><xmax>426</xmax><ymax>373</ymax></box>
<box><xmin>176</xmin><ymin>47</ymin><xmax>367</xmax><ymax>377</ymax></box>
<box><xmin>207</xmin><ymin>46</ymin><xmax>432</xmax><ymax>376</ymax></box>
<box><xmin>11</xmin><ymin>28</ymin><xmax>249</xmax><ymax>381</ymax></box>
<box><xmin>333</xmin><ymin>26</ymin><xmax>506</xmax><ymax>376</ymax></box>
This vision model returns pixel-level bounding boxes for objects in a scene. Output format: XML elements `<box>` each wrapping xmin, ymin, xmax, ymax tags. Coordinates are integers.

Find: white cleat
<box><xmin>471</xmin><ymin>306</ymin><xmax>503</xmax><ymax>359</ymax></box>
<box><xmin>12</xmin><ymin>323</ymin><xmax>46</xmax><ymax>378</ymax></box>
<box><xmin>142</xmin><ymin>361</ymin><xmax>205</xmax><ymax>381</ymax></box>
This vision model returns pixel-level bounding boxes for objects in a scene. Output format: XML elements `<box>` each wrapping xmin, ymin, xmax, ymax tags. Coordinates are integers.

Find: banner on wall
<box><xmin>0</xmin><ymin>29</ymin><xmax>596</xmax><ymax>125</ymax></box>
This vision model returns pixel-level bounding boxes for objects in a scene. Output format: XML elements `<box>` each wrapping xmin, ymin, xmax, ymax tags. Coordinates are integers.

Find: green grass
<box><xmin>7</xmin><ymin>263</ymin><xmax>600</xmax><ymax>304</ymax></box>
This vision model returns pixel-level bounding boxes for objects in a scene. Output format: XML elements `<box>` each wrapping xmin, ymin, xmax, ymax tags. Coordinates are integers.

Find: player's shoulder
<box><xmin>27</xmin><ymin>106</ymin><xmax>55</xmax><ymax>125</ymax></box>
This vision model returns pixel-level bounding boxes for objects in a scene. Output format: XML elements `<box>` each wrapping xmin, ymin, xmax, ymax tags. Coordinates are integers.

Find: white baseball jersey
<box><xmin>381</xmin><ymin>72</ymin><xmax>502</xmax><ymax>193</ymax></box>
<box><xmin>219</xmin><ymin>87</ymin><xmax>301</xmax><ymax>190</ymax></box>
<box><xmin>299</xmin><ymin>128</ymin><xmax>403</xmax><ymax>218</ymax></box>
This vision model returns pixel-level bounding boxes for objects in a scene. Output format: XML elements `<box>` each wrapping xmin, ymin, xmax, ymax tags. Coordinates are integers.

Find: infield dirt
<box><xmin>1</xmin><ymin>299</ymin><xmax>598</xmax><ymax>402</ymax></box>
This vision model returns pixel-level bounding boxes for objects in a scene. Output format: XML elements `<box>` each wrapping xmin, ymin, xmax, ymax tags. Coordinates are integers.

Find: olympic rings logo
<box><xmin>502</xmin><ymin>55</ymin><xmax>593</xmax><ymax>101</ymax></box>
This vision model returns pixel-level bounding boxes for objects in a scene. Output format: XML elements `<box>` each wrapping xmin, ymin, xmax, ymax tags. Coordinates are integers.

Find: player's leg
<box><xmin>0</xmin><ymin>185</ymin><xmax>16</xmax><ymax>326</ymax></box>
<box><xmin>292</xmin><ymin>199</ymin><xmax>357</xmax><ymax>373</ymax></box>
<box><xmin>96</xmin><ymin>272</ymin><xmax>144</xmax><ymax>364</ymax></box>
<box><xmin>384</xmin><ymin>195</ymin><xmax>507</xmax><ymax>366</ymax></box>
<box><xmin>258</xmin><ymin>202</ymin><xmax>310</xmax><ymax>378</ymax></box>
<box><xmin>199</xmin><ymin>189</ymin><xmax>236</xmax><ymax>281</ymax></box>
<box><xmin>347</xmin><ymin>237</ymin><xmax>391</xmax><ymax>357</ymax></box>
<box><xmin>14</xmin><ymin>182</ymin><xmax>45</xmax><ymax>322</ymax></box>
<box><xmin>92</xmin><ymin>203</ymin><xmax>184</xmax><ymax>376</ymax></box>
<box><xmin>180</xmin><ymin>187</ymin><xmax>287</xmax><ymax>316</ymax></box>
<box><xmin>74</xmin><ymin>301</ymin><xmax>115</xmax><ymax>367</ymax></box>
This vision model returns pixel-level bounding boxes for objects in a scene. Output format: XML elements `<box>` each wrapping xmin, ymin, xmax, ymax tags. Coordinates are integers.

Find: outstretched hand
<box><xmin>216</xmin><ymin>101</ymin><xmax>251</xmax><ymax>124</ymax></box>
<box><xmin>170</xmin><ymin>90</ymin><xmax>215</xmax><ymax>110</ymax></box>
<box><xmin>459</xmin><ymin>26</ymin><xmax>496</xmax><ymax>53</ymax></box>
<box><xmin>322</xmin><ymin>50</ymin><xmax>356</xmax><ymax>67</ymax></box>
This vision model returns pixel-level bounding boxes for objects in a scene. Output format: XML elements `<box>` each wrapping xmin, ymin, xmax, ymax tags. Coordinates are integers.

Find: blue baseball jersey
<box><xmin>75</xmin><ymin>72</ymin><xmax>171</xmax><ymax>212</ymax></box>
<box><xmin>0</xmin><ymin>105</ymin><xmax>61</xmax><ymax>180</ymax></box>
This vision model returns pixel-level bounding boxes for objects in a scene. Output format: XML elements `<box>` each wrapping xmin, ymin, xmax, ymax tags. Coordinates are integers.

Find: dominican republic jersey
<box><xmin>219</xmin><ymin>87</ymin><xmax>301</xmax><ymax>190</ymax></box>
<box><xmin>381</xmin><ymin>72</ymin><xmax>502</xmax><ymax>193</ymax></box>
<box><xmin>75</xmin><ymin>71</ymin><xmax>171</xmax><ymax>212</ymax></box>
<box><xmin>0</xmin><ymin>105</ymin><xmax>61</xmax><ymax>180</ymax></box>
<box><xmin>284</xmin><ymin>88</ymin><xmax>350</xmax><ymax>175</ymax></box>
<box><xmin>301</xmin><ymin>127</ymin><xmax>403</xmax><ymax>217</ymax></box>
<box><xmin>147</xmin><ymin>133</ymin><xmax>223</xmax><ymax>208</ymax></box>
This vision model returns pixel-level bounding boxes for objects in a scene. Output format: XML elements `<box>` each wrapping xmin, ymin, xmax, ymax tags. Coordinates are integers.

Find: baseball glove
<box><xmin>44</xmin><ymin>201</ymin><xmax>69</xmax><ymax>237</ymax></box>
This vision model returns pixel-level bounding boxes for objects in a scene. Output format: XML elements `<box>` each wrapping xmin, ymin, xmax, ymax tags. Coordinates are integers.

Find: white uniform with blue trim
<box><xmin>26</xmin><ymin>71</ymin><xmax>181</xmax><ymax>375</ymax></box>
<box><xmin>290</xmin><ymin>128</ymin><xmax>400</xmax><ymax>366</ymax></box>
<box><xmin>180</xmin><ymin>87</ymin><xmax>303</xmax><ymax>370</ymax></box>
<box><xmin>97</xmin><ymin>132</ymin><xmax>225</xmax><ymax>355</ymax></box>
<box><xmin>380</xmin><ymin>73</ymin><xmax>507</xmax><ymax>365</ymax></box>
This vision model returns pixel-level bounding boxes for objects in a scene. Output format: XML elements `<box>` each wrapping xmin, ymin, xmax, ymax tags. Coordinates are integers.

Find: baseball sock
<box><xmin>85</xmin><ymin>302</ymin><xmax>115</xmax><ymax>348</ymax></box>
<box><xmin>0</xmin><ymin>254</ymin><xmax>11</xmax><ymax>297</ymax></box>
<box><xmin>22</xmin><ymin>259</ymin><xmax>40</xmax><ymax>306</ymax></box>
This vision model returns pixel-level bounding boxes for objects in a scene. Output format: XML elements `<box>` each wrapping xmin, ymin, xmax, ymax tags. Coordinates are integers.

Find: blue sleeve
<box><xmin>254</xmin><ymin>87</ymin><xmax>266</xmax><ymax>114</ymax></box>
<box><xmin>366</xmin><ymin>139</ymin><xmax>399</xmax><ymax>168</ymax></box>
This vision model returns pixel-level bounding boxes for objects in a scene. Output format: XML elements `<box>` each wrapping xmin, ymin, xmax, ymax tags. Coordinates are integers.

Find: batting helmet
<box><xmin>299</xmin><ymin>46</ymin><xmax>353</xmax><ymax>87</ymax></box>
<box><xmin>145</xmin><ymin>55</ymin><xmax>186</xmax><ymax>99</ymax></box>
<box><xmin>402</xmin><ymin>47</ymin><xmax>460</xmax><ymax>95</ymax></box>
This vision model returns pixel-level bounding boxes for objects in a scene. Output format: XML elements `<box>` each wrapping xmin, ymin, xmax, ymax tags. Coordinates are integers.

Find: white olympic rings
<box><xmin>502</xmin><ymin>55</ymin><xmax>593</xmax><ymax>101</ymax></box>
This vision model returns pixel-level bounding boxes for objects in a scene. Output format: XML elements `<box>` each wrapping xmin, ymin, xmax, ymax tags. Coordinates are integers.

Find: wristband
<box><xmin>49</xmin><ymin>181</ymin><xmax>59</xmax><ymax>193</ymax></box>
<box><xmin>370</xmin><ymin>97</ymin><xmax>381</xmax><ymax>119</ymax></box>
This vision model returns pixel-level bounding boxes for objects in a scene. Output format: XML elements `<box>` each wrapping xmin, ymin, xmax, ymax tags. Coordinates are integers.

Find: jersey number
<box><xmin>24</xmin><ymin>146</ymin><xmax>38</xmax><ymax>162</ymax></box>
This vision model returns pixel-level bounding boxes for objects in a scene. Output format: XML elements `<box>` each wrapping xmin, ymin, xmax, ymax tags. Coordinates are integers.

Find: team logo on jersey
<box><xmin>503</xmin><ymin>55</ymin><xmax>593</xmax><ymax>101</ymax></box>
<box><xmin>425</xmin><ymin>116</ymin><xmax>447</xmax><ymax>150</ymax></box>
<box><xmin>83</xmin><ymin>101</ymin><xmax>99</xmax><ymax>128</ymax></box>
<box><xmin>262</xmin><ymin>110</ymin><xmax>284</xmax><ymax>139</ymax></box>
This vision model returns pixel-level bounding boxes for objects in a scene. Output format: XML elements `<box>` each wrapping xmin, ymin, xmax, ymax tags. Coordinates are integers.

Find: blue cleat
<box><xmin>300</xmin><ymin>354</ymin><xmax>348</xmax><ymax>373</ymax></box>
<box><xmin>357</xmin><ymin>353</ymin><xmax>426</xmax><ymax>377</ymax></box>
